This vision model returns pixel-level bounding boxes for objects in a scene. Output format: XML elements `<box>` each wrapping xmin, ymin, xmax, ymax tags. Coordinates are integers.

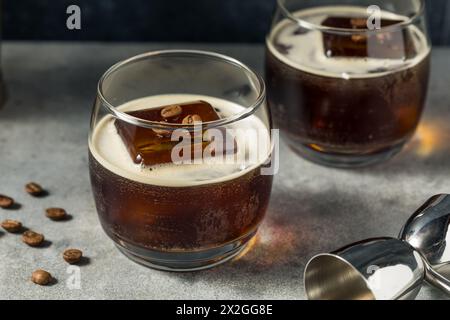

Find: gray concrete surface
<box><xmin>0</xmin><ymin>42</ymin><xmax>449</xmax><ymax>300</ymax></box>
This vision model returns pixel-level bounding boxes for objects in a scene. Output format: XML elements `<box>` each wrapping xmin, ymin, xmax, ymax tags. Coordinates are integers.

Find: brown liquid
<box><xmin>89</xmin><ymin>152</ymin><xmax>273</xmax><ymax>251</ymax></box>
<box><xmin>265</xmin><ymin>13</ymin><xmax>430</xmax><ymax>155</ymax></box>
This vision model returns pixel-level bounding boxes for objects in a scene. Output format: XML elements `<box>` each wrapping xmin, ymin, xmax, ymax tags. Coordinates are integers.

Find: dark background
<box><xmin>3</xmin><ymin>0</ymin><xmax>450</xmax><ymax>45</ymax></box>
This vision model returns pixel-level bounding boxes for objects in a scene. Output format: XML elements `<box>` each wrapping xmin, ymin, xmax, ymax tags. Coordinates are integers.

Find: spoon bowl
<box><xmin>400</xmin><ymin>194</ymin><xmax>450</xmax><ymax>293</ymax></box>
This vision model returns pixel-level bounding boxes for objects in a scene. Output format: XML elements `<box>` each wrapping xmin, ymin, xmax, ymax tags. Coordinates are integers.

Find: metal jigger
<box><xmin>304</xmin><ymin>194</ymin><xmax>450</xmax><ymax>300</ymax></box>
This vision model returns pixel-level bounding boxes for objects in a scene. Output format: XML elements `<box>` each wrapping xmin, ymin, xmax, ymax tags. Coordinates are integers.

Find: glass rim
<box><xmin>276</xmin><ymin>0</ymin><xmax>425</xmax><ymax>34</ymax></box>
<box><xmin>97</xmin><ymin>50</ymin><xmax>266</xmax><ymax>130</ymax></box>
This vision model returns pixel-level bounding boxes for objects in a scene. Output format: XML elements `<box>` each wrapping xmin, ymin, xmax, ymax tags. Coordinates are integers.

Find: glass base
<box><xmin>288</xmin><ymin>142</ymin><xmax>405</xmax><ymax>168</ymax></box>
<box><xmin>113</xmin><ymin>230</ymin><xmax>257</xmax><ymax>272</ymax></box>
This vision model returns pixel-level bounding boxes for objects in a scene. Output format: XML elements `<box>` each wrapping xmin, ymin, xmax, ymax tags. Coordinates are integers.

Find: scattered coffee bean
<box><xmin>182</xmin><ymin>114</ymin><xmax>202</xmax><ymax>125</ymax></box>
<box><xmin>63</xmin><ymin>248</ymin><xmax>83</xmax><ymax>264</ymax></box>
<box><xmin>25</xmin><ymin>182</ymin><xmax>45</xmax><ymax>196</ymax></box>
<box><xmin>31</xmin><ymin>269</ymin><xmax>52</xmax><ymax>286</ymax></box>
<box><xmin>22</xmin><ymin>230</ymin><xmax>45</xmax><ymax>247</ymax></box>
<box><xmin>161</xmin><ymin>104</ymin><xmax>182</xmax><ymax>118</ymax></box>
<box><xmin>0</xmin><ymin>194</ymin><xmax>14</xmax><ymax>208</ymax></box>
<box><xmin>45</xmin><ymin>208</ymin><xmax>67</xmax><ymax>221</ymax></box>
<box><xmin>1</xmin><ymin>219</ymin><xmax>22</xmax><ymax>233</ymax></box>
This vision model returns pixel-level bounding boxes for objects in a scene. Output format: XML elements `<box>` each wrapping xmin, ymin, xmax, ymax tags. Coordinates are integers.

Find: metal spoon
<box><xmin>400</xmin><ymin>194</ymin><xmax>450</xmax><ymax>294</ymax></box>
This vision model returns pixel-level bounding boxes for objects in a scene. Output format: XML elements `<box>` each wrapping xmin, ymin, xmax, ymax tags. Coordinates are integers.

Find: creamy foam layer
<box><xmin>89</xmin><ymin>94</ymin><xmax>271</xmax><ymax>187</ymax></box>
<box><xmin>267</xmin><ymin>5</ymin><xmax>430</xmax><ymax>79</ymax></box>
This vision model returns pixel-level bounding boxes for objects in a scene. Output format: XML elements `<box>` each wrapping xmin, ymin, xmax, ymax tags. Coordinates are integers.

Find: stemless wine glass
<box><xmin>88</xmin><ymin>50</ymin><xmax>274</xmax><ymax>271</ymax></box>
<box><xmin>266</xmin><ymin>0</ymin><xmax>431</xmax><ymax>167</ymax></box>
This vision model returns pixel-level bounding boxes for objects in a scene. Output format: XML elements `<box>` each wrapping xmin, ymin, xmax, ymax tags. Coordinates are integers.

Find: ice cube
<box><xmin>114</xmin><ymin>100</ymin><xmax>236</xmax><ymax>166</ymax></box>
<box><xmin>321</xmin><ymin>16</ymin><xmax>414</xmax><ymax>59</ymax></box>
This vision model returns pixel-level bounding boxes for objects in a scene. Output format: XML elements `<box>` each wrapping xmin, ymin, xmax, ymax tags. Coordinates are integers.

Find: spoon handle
<box><xmin>424</xmin><ymin>263</ymin><xmax>450</xmax><ymax>295</ymax></box>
